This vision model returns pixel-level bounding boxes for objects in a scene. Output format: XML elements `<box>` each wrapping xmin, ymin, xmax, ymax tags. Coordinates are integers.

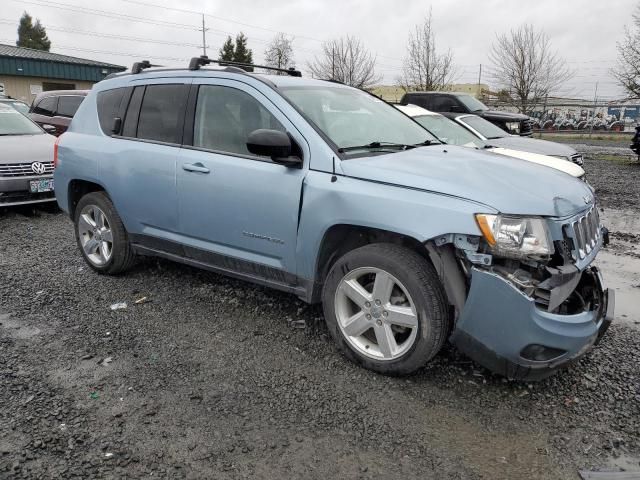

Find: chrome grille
<box><xmin>565</xmin><ymin>206</ymin><xmax>600</xmax><ymax>260</ymax></box>
<box><xmin>571</xmin><ymin>153</ymin><xmax>584</xmax><ymax>166</ymax></box>
<box><xmin>0</xmin><ymin>162</ymin><xmax>54</xmax><ymax>177</ymax></box>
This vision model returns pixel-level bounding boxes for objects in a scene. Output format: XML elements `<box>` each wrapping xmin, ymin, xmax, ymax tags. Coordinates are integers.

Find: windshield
<box><xmin>280</xmin><ymin>86</ymin><xmax>436</xmax><ymax>155</ymax></box>
<box><xmin>0</xmin><ymin>105</ymin><xmax>43</xmax><ymax>135</ymax></box>
<box><xmin>2</xmin><ymin>100</ymin><xmax>30</xmax><ymax>115</ymax></box>
<box><xmin>413</xmin><ymin>114</ymin><xmax>485</xmax><ymax>148</ymax></box>
<box><xmin>457</xmin><ymin>95</ymin><xmax>488</xmax><ymax>112</ymax></box>
<box><xmin>460</xmin><ymin>115</ymin><xmax>509</xmax><ymax>139</ymax></box>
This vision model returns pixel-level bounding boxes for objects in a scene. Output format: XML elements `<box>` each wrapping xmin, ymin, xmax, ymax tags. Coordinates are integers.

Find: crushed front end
<box><xmin>430</xmin><ymin>204</ymin><xmax>615</xmax><ymax>381</ymax></box>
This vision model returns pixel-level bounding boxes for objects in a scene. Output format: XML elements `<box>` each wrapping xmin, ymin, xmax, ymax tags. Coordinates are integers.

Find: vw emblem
<box><xmin>583</xmin><ymin>195</ymin><xmax>592</xmax><ymax>205</ymax></box>
<box><xmin>31</xmin><ymin>162</ymin><xmax>46</xmax><ymax>175</ymax></box>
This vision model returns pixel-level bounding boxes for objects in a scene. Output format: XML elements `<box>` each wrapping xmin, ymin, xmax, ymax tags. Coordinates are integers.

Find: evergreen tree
<box><xmin>16</xmin><ymin>12</ymin><xmax>51</xmax><ymax>51</ymax></box>
<box><xmin>219</xmin><ymin>36</ymin><xmax>235</xmax><ymax>62</ymax></box>
<box><xmin>233</xmin><ymin>33</ymin><xmax>253</xmax><ymax>71</ymax></box>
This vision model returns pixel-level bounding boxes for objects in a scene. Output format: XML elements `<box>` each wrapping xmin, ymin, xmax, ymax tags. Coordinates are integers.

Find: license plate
<box><xmin>29</xmin><ymin>179</ymin><xmax>54</xmax><ymax>193</ymax></box>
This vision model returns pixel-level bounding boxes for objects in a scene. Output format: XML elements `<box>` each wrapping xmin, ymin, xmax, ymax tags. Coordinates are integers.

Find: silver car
<box><xmin>444</xmin><ymin>112</ymin><xmax>584</xmax><ymax>165</ymax></box>
<box><xmin>0</xmin><ymin>103</ymin><xmax>56</xmax><ymax>207</ymax></box>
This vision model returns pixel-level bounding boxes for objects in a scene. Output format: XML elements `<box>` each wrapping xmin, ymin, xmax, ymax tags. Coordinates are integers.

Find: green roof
<box><xmin>0</xmin><ymin>44</ymin><xmax>126</xmax><ymax>82</ymax></box>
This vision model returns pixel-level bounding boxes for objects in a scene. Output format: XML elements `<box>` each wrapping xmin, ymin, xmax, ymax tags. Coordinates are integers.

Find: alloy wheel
<box><xmin>334</xmin><ymin>267</ymin><xmax>419</xmax><ymax>361</ymax></box>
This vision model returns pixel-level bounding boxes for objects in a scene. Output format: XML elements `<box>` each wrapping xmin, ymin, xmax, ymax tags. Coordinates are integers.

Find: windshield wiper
<box><xmin>413</xmin><ymin>139</ymin><xmax>441</xmax><ymax>146</ymax></box>
<box><xmin>338</xmin><ymin>141</ymin><xmax>417</xmax><ymax>153</ymax></box>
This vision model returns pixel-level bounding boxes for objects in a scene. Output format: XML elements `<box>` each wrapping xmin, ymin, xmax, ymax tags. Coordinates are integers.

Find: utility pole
<box><xmin>588</xmin><ymin>82</ymin><xmax>599</xmax><ymax>139</ymax></box>
<box><xmin>477</xmin><ymin>64</ymin><xmax>482</xmax><ymax>99</ymax></box>
<box><xmin>201</xmin><ymin>14</ymin><xmax>208</xmax><ymax>57</ymax></box>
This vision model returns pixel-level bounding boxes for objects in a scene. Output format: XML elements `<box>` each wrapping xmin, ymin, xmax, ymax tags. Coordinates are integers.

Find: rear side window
<box><xmin>432</xmin><ymin>95</ymin><xmax>458</xmax><ymax>112</ymax></box>
<box><xmin>57</xmin><ymin>95</ymin><xmax>84</xmax><ymax>117</ymax></box>
<box><xmin>135</xmin><ymin>84</ymin><xmax>189</xmax><ymax>144</ymax></box>
<box><xmin>405</xmin><ymin>94</ymin><xmax>430</xmax><ymax>109</ymax></box>
<box><xmin>32</xmin><ymin>96</ymin><xmax>57</xmax><ymax>116</ymax></box>
<box><xmin>97</xmin><ymin>88</ymin><xmax>127</xmax><ymax>134</ymax></box>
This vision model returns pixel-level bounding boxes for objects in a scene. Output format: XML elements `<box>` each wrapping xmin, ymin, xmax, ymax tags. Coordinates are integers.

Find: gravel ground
<box><xmin>1</xmin><ymin>207</ymin><xmax>639</xmax><ymax>480</ymax></box>
<box><xmin>582</xmin><ymin>155</ymin><xmax>640</xmax><ymax>212</ymax></box>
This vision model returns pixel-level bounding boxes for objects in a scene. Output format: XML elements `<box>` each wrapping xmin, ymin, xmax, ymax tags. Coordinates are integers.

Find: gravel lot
<box><xmin>1</xmin><ymin>154</ymin><xmax>639</xmax><ymax>479</ymax></box>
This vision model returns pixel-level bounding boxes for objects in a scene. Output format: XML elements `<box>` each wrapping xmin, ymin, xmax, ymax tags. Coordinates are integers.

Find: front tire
<box><xmin>74</xmin><ymin>191</ymin><xmax>135</xmax><ymax>274</ymax></box>
<box><xmin>322</xmin><ymin>243</ymin><xmax>450</xmax><ymax>375</ymax></box>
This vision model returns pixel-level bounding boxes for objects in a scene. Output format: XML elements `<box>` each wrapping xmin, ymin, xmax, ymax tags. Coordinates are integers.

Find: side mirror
<box><xmin>246</xmin><ymin>129</ymin><xmax>301</xmax><ymax>167</ymax></box>
<box><xmin>449</xmin><ymin>105</ymin><xmax>465</xmax><ymax>113</ymax></box>
<box><xmin>42</xmin><ymin>124</ymin><xmax>57</xmax><ymax>135</ymax></box>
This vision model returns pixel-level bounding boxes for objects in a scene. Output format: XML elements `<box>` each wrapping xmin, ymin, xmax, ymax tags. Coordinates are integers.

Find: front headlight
<box><xmin>505</xmin><ymin>121</ymin><xmax>520</xmax><ymax>133</ymax></box>
<box><xmin>475</xmin><ymin>214</ymin><xmax>553</xmax><ymax>258</ymax></box>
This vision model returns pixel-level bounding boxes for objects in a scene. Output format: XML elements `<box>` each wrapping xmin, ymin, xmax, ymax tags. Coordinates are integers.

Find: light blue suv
<box><xmin>54</xmin><ymin>57</ymin><xmax>614</xmax><ymax>380</ymax></box>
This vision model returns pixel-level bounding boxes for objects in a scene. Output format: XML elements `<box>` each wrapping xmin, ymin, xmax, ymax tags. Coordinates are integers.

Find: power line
<box><xmin>12</xmin><ymin>0</ymin><xmax>200</xmax><ymax>30</ymax></box>
<box><xmin>0</xmin><ymin>18</ymin><xmax>204</xmax><ymax>48</ymax></box>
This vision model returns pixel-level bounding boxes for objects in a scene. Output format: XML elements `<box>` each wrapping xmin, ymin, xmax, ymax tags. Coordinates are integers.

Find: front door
<box><xmin>176</xmin><ymin>80</ymin><xmax>308</xmax><ymax>282</ymax></box>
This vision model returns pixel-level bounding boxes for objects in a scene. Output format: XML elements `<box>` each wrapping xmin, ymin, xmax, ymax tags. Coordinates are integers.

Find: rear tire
<box><xmin>74</xmin><ymin>191</ymin><xmax>135</xmax><ymax>274</ymax></box>
<box><xmin>322</xmin><ymin>243</ymin><xmax>450</xmax><ymax>375</ymax></box>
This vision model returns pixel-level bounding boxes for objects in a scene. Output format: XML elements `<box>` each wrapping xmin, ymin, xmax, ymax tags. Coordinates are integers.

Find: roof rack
<box><xmin>188</xmin><ymin>55</ymin><xmax>302</xmax><ymax>77</ymax></box>
<box><xmin>131</xmin><ymin>60</ymin><xmax>162</xmax><ymax>74</ymax></box>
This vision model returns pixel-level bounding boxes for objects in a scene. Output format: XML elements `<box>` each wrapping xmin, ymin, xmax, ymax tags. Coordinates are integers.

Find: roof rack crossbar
<box><xmin>131</xmin><ymin>60</ymin><xmax>162</xmax><ymax>74</ymax></box>
<box><xmin>188</xmin><ymin>56</ymin><xmax>302</xmax><ymax>77</ymax></box>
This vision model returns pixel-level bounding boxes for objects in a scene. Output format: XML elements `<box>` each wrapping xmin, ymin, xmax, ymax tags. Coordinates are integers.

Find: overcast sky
<box><xmin>0</xmin><ymin>0</ymin><xmax>636</xmax><ymax>99</ymax></box>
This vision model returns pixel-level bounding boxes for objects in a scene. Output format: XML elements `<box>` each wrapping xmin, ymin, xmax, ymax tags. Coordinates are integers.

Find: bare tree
<box><xmin>397</xmin><ymin>10</ymin><xmax>456</xmax><ymax>92</ymax></box>
<box><xmin>613</xmin><ymin>4</ymin><xmax>640</xmax><ymax>97</ymax></box>
<box><xmin>264</xmin><ymin>32</ymin><xmax>295</xmax><ymax>73</ymax></box>
<box><xmin>307</xmin><ymin>36</ymin><xmax>381</xmax><ymax>89</ymax></box>
<box><xmin>489</xmin><ymin>24</ymin><xmax>572</xmax><ymax>114</ymax></box>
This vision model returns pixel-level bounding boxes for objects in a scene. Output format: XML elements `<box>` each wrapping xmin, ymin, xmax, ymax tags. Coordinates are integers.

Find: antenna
<box><xmin>331</xmin><ymin>157</ymin><xmax>337</xmax><ymax>182</ymax></box>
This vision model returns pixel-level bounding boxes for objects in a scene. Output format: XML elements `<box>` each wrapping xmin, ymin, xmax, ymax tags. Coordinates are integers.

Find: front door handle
<box><xmin>182</xmin><ymin>162</ymin><xmax>210</xmax><ymax>174</ymax></box>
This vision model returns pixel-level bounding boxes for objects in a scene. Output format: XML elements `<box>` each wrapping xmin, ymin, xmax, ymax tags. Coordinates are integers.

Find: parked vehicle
<box><xmin>54</xmin><ymin>58</ymin><xmax>613</xmax><ymax>380</ymax></box>
<box><xmin>395</xmin><ymin>104</ymin><xmax>586</xmax><ymax>179</ymax></box>
<box><xmin>400</xmin><ymin>92</ymin><xmax>533</xmax><ymax>136</ymax></box>
<box><xmin>0</xmin><ymin>103</ymin><xmax>56</xmax><ymax>207</ymax></box>
<box><xmin>0</xmin><ymin>97</ymin><xmax>30</xmax><ymax>115</ymax></box>
<box><xmin>631</xmin><ymin>125</ymin><xmax>640</xmax><ymax>157</ymax></box>
<box><xmin>29</xmin><ymin>90</ymin><xmax>88</xmax><ymax>136</ymax></box>
<box><xmin>444</xmin><ymin>112</ymin><xmax>585</xmax><ymax>165</ymax></box>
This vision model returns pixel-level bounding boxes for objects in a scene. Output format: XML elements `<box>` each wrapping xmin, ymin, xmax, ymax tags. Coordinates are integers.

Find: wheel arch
<box><xmin>308</xmin><ymin>223</ymin><xmax>431</xmax><ymax>303</ymax></box>
<box><xmin>67</xmin><ymin>179</ymin><xmax>109</xmax><ymax>219</ymax></box>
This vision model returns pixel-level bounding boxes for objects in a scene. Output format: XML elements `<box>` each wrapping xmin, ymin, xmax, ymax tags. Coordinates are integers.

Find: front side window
<box><xmin>413</xmin><ymin>115</ymin><xmax>485</xmax><ymax>148</ymax></box>
<box><xmin>462</xmin><ymin>115</ymin><xmax>509</xmax><ymax>139</ymax></box>
<box><xmin>57</xmin><ymin>95</ymin><xmax>84</xmax><ymax>117</ymax></box>
<box><xmin>456</xmin><ymin>95</ymin><xmax>488</xmax><ymax>113</ymax></box>
<box><xmin>136</xmin><ymin>84</ymin><xmax>189</xmax><ymax>144</ymax></box>
<box><xmin>0</xmin><ymin>104</ymin><xmax>43</xmax><ymax>135</ymax></box>
<box><xmin>281</xmin><ymin>86</ymin><xmax>435</xmax><ymax>156</ymax></box>
<box><xmin>193</xmin><ymin>85</ymin><xmax>284</xmax><ymax>156</ymax></box>
<box><xmin>33</xmin><ymin>96</ymin><xmax>57</xmax><ymax>116</ymax></box>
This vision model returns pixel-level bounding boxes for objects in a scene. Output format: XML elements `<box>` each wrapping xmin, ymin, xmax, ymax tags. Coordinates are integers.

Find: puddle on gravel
<box><xmin>0</xmin><ymin>312</ymin><xmax>41</xmax><ymax>339</ymax></box>
<box><xmin>600</xmin><ymin>208</ymin><xmax>640</xmax><ymax>236</ymax></box>
<box><xmin>596</xmin><ymin>251</ymin><xmax>640</xmax><ymax>330</ymax></box>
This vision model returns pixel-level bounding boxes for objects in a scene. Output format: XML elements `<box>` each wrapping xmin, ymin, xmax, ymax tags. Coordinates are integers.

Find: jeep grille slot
<box><xmin>566</xmin><ymin>206</ymin><xmax>600</xmax><ymax>260</ymax></box>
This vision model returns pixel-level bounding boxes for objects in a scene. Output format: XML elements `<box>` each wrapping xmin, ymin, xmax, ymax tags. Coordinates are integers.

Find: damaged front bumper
<box><xmin>450</xmin><ymin>265</ymin><xmax>614</xmax><ymax>381</ymax></box>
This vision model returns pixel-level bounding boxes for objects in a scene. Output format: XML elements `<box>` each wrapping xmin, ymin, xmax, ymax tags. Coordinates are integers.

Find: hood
<box><xmin>486</xmin><ymin>136</ymin><xmax>576</xmax><ymax>158</ymax></box>
<box><xmin>479</xmin><ymin>110</ymin><xmax>529</xmax><ymax>122</ymax></box>
<box><xmin>488</xmin><ymin>147</ymin><xmax>585</xmax><ymax>178</ymax></box>
<box><xmin>340</xmin><ymin>146</ymin><xmax>594</xmax><ymax>217</ymax></box>
<box><xmin>0</xmin><ymin>134</ymin><xmax>55</xmax><ymax>164</ymax></box>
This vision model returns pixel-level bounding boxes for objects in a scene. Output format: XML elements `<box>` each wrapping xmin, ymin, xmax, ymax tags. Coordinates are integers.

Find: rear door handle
<box><xmin>182</xmin><ymin>162</ymin><xmax>210</xmax><ymax>174</ymax></box>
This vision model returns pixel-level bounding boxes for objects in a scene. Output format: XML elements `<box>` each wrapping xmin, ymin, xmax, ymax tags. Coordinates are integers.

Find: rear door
<box><xmin>99</xmin><ymin>80</ymin><xmax>191</xmax><ymax>246</ymax></box>
<box><xmin>176</xmin><ymin>79</ymin><xmax>308</xmax><ymax>280</ymax></box>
